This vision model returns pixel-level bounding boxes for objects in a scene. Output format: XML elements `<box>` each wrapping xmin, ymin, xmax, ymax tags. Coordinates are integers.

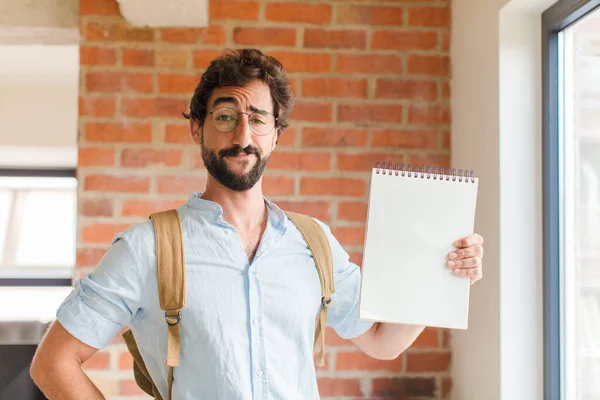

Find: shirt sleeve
<box><xmin>56</xmin><ymin>237</ymin><xmax>146</xmax><ymax>349</ymax></box>
<box><xmin>314</xmin><ymin>220</ymin><xmax>375</xmax><ymax>340</ymax></box>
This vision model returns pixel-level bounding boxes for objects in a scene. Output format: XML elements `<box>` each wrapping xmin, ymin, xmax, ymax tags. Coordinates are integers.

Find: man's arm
<box><xmin>30</xmin><ymin>321</ymin><xmax>106</xmax><ymax>399</ymax></box>
<box><xmin>351</xmin><ymin>322</ymin><xmax>425</xmax><ymax>360</ymax></box>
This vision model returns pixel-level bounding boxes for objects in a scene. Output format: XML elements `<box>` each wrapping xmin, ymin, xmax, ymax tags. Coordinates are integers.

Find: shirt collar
<box><xmin>186</xmin><ymin>192</ymin><xmax>289</xmax><ymax>232</ymax></box>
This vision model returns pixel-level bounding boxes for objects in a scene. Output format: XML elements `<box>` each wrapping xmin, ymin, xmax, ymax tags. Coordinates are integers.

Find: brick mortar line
<box><xmin>108</xmin><ymin>345</ymin><xmax>121</xmax><ymax>372</ymax></box>
<box><xmin>82</xmin><ymin>216</ymin><xmax>161</xmax><ymax>224</ymax></box>
<box><xmin>79</xmin><ymin>216</ymin><xmax>365</xmax><ymax>224</ymax></box>
<box><xmin>79</xmin><ymin>116</ymin><xmax>449</xmax><ymax>128</ymax></box>
<box><xmin>80</xmin><ymin>70</ymin><xmax>450</xmax><ymax>82</ymax></box>
<box><xmin>365</xmin><ymin>24</ymin><xmax>374</xmax><ymax>51</ymax></box>
<box><xmin>113</xmin><ymin>198</ymin><xmax>124</xmax><ymax>218</ymax></box>
<box><xmin>77</xmin><ymin>170</ymin><xmax>453</xmax><ymax>182</ymax></box>
<box><xmin>296</xmin><ymin>27</ymin><xmax>304</xmax><ymax>49</ymax></box>
<box><xmin>80</xmin><ymin>39</ymin><xmax>449</xmax><ymax>53</ymax></box>
<box><xmin>437</xmin><ymin>127</ymin><xmax>445</xmax><ymax>150</ymax></box>
<box><xmin>331</xmin><ymin>99</ymin><xmax>339</xmax><ymax>124</ymax></box>
<box><xmin>150</xmin><ymin>118</ymin><xmax>162</xmax><ymax>142</ymax></box>
<box><xmin>81</xmin><ymin>38</ymin><xmax>448</xmax><ymax>52</ymax></box>
<box><xmin>78</xmin><ymin>193</ymin><xmax>365</xmax><ymax>201</ymax></box>
<box><xmin>361</xmin><ymin>377</ymin><xmax>373</xmax><ymax>398</ymax></box>
<box><xmin>320</xmin><ymin>220</ymin><xmax>365</xmax><ymax>227</ymax></box>
<box><xmin>223</xmin><ymin>20</ymin><xmax>237</xmax><ymax>47</ymax></box>
<box><xmin>78</xmin><ymin>190</ymin><xmax>367</xmax><ymax>195</ymax></box>
<box><xmin>80</xmin><ymin>127</ymin><xmax>451</xmax><ymax>136</ymax></box>
<box><xmin>78</xmin><ymin>79</ymin><xmax>449</xmax><ymax>92</ymax></box>
<box><xmin>81</xmin><ymin>93</ymin><xmax>450</xmax><ymax>106</ymax></box>
<box><xmin>77</xmin><ymin>169</ymin><xmax>375</xmax><ymax>178</ymax></box>
<box><xmin>79</xmin><ymin>154</ymin><xmax>452</xmax><ymax>169</ymax></box>
<box><xmin>78</xmin><ymin>191</ymin><xmax>372</xmax><ymax>198</ymax></box>
<box><xmin>366</xmin><ymin>77</ymin><xmax>376</xmax><ymax>100</ymax></box>
<box><xmin>81</xmin><ymin>4</ymin><xmax>448</xmax><ymax>19</ymax></box>
<box><xmin>81</xmin><ymin>85</ymin><xmax>450</xmax><ymax>93</ymax></box>
<box><xmin>258</xmin><ymin>0</ymin><xmax>266</xmax><ymax>23</ymax></box>
<box><xmin>437</xmin><ymin>80</ymin><xmax>444</xmax><ymax>101</ymax></box>
<box><xmin>329</xmin><ymin>2</ymin><xmax>337</xmax><ymax>27</ymax></box>
<box><xmin>118</xmin><ymin>95</ymin><xmax>447</xmax><ymax>103</ymax></box>
<box><xmin>82</xmin><ymin>75</ymin><xmax>450</xmax><ymax>83</ymax></box>
<box><xmin>79</xmin><ymin>197</ymin><xmax>189</xmax><ymax>204</ymax></box>
<box><xmin>81</xmin><ymin>23</ymin><xmax>449</xmax><ymax>39</ymax></box>
<box><xmin>79</xmin><ymin>142</ymin><xmax>446</xmax><ymax>151</ymax></box>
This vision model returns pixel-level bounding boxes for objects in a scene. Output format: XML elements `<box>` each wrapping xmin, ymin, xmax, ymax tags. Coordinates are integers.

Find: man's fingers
<box><xmin>453</xmin><ymin>233</ymin><xmax>484</xmax><ymax>248</ymax></box>
<box><xmin>448</xmin><ymin>245</ymin><xmax>483</xmax><ymax>261</ymax></box>
<box><xmin>447</xmin><ymin>256</ymin><xmax>481</xmax><ymax>269</ymax></box>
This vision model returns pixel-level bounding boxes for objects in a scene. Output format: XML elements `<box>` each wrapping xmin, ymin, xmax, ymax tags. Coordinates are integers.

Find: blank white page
<box><xmin>358</xmin><ymin>167</ymin><xmax>479</xmax><ymax>329</ymax></box>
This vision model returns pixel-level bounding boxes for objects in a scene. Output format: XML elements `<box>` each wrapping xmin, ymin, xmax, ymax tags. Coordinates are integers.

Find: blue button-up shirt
<box><xmin>56</xmin><ymin>194</ymin><xmax>373</xmax><ymax>399</ymax></box>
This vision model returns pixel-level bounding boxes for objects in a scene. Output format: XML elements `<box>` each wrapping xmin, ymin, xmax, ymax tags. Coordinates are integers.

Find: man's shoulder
<box><xmin>279</xmin><ymin>209</ymin><xmax>335</xmax><ymax>247</ymax></box>
<box><xmin>278</xmin><ymin>207</ymin><xmax>330</xmax><ymax>230</ymax></box>
<box><xmin>114</xmin><ymin>218</ymin><xmax>154</xmax><ymax>245</ymax></box>
<box><xmin>112</xmin><ymin>206</ymin><xmax>188</xmax><ymax>252</ymax></box>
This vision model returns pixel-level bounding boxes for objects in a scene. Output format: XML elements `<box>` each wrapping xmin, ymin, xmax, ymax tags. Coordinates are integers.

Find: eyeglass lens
<box><xmin>211</xmin><ymin>108</ymin><xmax>275</xmax><ymax>136</ymax></box>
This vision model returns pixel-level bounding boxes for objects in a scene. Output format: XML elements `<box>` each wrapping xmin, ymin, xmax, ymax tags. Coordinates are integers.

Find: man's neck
<box><xmin>201</xmin><ymin>176</ymin><xmax>267</xmax><ymax>233</ymax></box>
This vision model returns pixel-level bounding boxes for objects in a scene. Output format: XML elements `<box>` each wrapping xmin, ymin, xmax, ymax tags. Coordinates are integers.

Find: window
<box><xmin>0</xmin><ymin>169</ymin><xmax>76</xmax><ymax>286</ymax></box>
<box><xmin>543</xmin><ymin>1</ymin><xmax>600</xmax><ymax>399</ymax></box>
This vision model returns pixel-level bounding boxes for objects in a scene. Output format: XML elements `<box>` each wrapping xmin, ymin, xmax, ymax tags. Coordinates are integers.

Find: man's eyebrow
<box><xmin>212</xmin><ymin>97</ymin><xmax>238</xmax><ymax>109</ymax></box>
<box><xmin>212</xmin><ymin>97</ymin><xmax>270</xmax><ymax>115</ymax></box>
<box><xmin>249</xmin><ymin>105</ymin><xmax>269</xmax><ymax>115</ymax></box>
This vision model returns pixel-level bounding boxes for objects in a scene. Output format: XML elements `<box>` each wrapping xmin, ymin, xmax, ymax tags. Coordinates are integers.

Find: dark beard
<box><xmin>201</xmin><ymin>136</ymin><xmax>269</xmax><ymax>192</ymax></box>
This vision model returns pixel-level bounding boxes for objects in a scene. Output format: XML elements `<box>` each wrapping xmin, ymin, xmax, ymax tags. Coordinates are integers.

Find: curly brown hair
<box><xmin>183</xmin><ymin>48</ymin><xmax>295</xmax><ymax>137</ymax></box>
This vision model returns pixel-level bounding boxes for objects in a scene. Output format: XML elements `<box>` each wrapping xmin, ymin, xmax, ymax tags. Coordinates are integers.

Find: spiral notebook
<box><xmin>358</xmin><ymin>163</ymin><xmax>479</xmax><ymax>329</ymax></box>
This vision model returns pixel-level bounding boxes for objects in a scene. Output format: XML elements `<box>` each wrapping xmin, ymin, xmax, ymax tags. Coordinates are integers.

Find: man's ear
<box><xmin>190</xmin><ymin>119</ymin><xmax>202</xmax><ymax>145</ymax></box>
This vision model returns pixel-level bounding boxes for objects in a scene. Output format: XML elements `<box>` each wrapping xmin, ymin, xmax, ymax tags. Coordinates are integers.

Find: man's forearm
<box><xmin>352</xmin><ymin>322</ymin><xmax>426</xmax><ymax>360</ymax></box>
<box><xmin>32</xmin><ymin>360</ymin><xmax>105</xmax><ymax>400</ymax></box>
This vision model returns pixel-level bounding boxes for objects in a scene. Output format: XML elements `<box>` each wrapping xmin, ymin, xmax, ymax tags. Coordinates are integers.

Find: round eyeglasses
<box><xmin>208</xmin><ymin>107</ymin><xmax>278</xmax><ymax>136</ymax></box>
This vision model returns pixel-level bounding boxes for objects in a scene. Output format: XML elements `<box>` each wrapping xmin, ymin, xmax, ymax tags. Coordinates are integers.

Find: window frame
<box><xmin>0</xmin><ymin>167</ymin><xmax>76</xmax><ymax>287</ymax></box>
<box><xmin>542</xmin><ymin>1</ymin><xmax>600</xmax><ymax>399</ymax></box>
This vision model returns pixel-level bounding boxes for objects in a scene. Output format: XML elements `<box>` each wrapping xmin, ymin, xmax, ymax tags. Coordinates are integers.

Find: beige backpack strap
<box><xmin>284</xmin><ymin>211</ymin><xmax>335</xmax><ymax>367</ymax></box>
<box><xmin>149</xmin><ymin>209</ymin><xmax>185</xmax><ymax>400</ymax></box>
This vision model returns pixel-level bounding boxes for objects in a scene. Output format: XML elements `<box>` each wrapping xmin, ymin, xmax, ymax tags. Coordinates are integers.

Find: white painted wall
<box><xmin>0</xmin><ymin>45</ymin><xmax>78</xmax><ymax>167</ymax></box>
<box><xmin>451</xmin><ymin>0</ymin><xmax>557</xmax><ymax>399</ymax></box>
<box><xmin>0</xmin><ymin>0</ymin><xmax>77</xmax><ymax>28</ymax></box>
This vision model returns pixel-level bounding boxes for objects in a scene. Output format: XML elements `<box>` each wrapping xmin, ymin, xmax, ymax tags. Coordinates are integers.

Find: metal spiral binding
<box><xmin>375</xmin><ymin>162</ymin><xmax>475</xmax><ymax>183</ymax></box>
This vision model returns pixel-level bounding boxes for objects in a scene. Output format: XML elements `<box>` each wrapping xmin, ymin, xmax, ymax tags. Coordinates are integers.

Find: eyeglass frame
<box><xmin>207</xmin><ymin>107</ymin><xmax>279</xmax><ymax>136</ymax></box>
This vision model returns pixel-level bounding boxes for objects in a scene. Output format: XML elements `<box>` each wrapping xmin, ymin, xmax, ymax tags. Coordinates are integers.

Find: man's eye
<box><xmin>251</xmin><ymin>118</ymin><xmax>266</xmax><ymax>124</ymax></box>
<box><xmin>217</xmin><ymin>115</ymin><xmax>234</xmax><ymax>121</ymax></box>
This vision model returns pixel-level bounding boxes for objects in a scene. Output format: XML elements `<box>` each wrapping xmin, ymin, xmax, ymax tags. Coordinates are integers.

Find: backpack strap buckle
<box><xmin>321</xmin><ymin>296</ymin><xmax>331</xmax><ymax>310</ymax></box>
<box><xmin>165</xmin><ymin>310</ymin><xmax>182</xmax><ymax>326</ymax></box>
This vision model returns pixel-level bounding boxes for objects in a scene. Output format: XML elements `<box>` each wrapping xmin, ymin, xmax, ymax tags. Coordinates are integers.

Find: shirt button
<box><xmin>252</xmin><ymin>318</ymin><xmax>258</xmax><ymax>325</ymax></box>
<box><xmin>257</xmin><ymin>370</ymin><xmax>263</xmax><ymax>377</ymax></box>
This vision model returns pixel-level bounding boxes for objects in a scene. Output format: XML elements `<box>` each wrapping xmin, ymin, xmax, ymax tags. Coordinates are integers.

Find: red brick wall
<box><xmin>77</xmin><ymin>0</ymin><xmax>452</xmax><ymax>398</ymax></box>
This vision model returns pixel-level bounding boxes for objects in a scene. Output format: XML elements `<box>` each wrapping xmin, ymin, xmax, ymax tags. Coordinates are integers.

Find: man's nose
<box><xmin>232</xmin><ymin>114</ymin><xmax>253</xmax><ymax>149</ymax></box>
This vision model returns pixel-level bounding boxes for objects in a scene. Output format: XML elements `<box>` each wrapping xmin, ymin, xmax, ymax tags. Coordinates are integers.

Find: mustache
<box><xmin>219</xmin><ymin>145</ymin><xmax>261</xmax><ymax>158</ymax></box>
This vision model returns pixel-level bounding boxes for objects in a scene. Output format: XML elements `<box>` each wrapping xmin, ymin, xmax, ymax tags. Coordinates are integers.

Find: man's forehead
<box><xmin>209</xmin><ymin>83</ymin><xmax>272</xmax><ymax>109</ymax></box>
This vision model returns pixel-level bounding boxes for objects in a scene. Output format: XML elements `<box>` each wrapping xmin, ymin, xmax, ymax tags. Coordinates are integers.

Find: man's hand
<box><xmin>447</xmin><ymin>233</ymin><xmax>484</xmax><ymax>285</ymax></box>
